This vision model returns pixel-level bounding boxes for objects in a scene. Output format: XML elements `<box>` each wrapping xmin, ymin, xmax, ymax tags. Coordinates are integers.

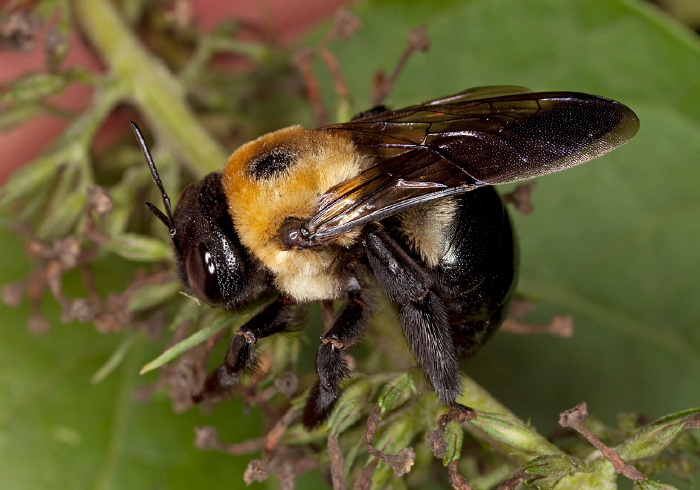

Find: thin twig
<box><xmin>328</xmin><ymin>433</ymin><xmax>347</xmax><ymax>490</ymax></box>
<box><xmin>497</xmin><ymin>469</ymin><xmax>528</xmax><ymax>490</ymax></box>
<box><xmin>293</xmin><ymin>47</ymin><xmax>327</xmax><ymax>126</ymax></box>
<box><xmin>502</xmin><ymin>181</ymin><xmax>537</xmax><ymax>215</ymax></box>
<box><xmin>194</xmin><ymin>426</ymin><xmax>266</xmax><ymax>455</ymax></box>
<box><xmin>363</xmin><ymin>404</ymin><xmax>415</xmax><ymax>477</ymax></box>
<box><xmin>264</xmin><ymin>408</ymin><xmax>299</xmax><ymax>453</ymax></box>
<box><xmin>559</xmin><ymin>403</ymin><xmax>646</xmax><ymax>481</ymax></box>
<box><xmin>371</xmin><ymin>26</ymin><xmax>430</xmax><ymax>106</ymax></box>
<box><xmin>502</xmin><ymin>314</ymin><xmax>573</xmax><ymax>338</ymax></box>
<box><xmin>447</xmin><ymin>460</ymin><xmax>473</xmax><ymax>490</ymax></box>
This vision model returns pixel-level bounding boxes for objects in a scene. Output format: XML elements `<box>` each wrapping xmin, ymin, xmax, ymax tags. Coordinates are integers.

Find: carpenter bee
<box><xmin>132</xmin><ymin>86</ymin><xmax>639</xmax><ymax>426</ymax></box>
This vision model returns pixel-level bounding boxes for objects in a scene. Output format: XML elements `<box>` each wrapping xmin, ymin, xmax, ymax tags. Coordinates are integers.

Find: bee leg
<box><xmin>193</xmin><ymin>297</ymin><xmax>295</xmax><ymax>402</ymax></box>
<box><xmin>303</xmin><ymin>287</ymin><xmax>372</xmax><ymax>427</ymax></box>
<box><xmin>363</xmin><ymin>225</ymin><xmax>461</xmax><ymax>407</ymax></box>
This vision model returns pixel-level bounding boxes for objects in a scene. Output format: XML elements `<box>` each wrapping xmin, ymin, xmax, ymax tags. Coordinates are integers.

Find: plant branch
<box><xmin>71</xmin><ymin>0</ymin><xmax>227</xmax><ymax>178</ymax></box>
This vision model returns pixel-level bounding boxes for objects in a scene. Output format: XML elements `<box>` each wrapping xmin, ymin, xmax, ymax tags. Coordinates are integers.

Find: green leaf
<box><xmin>1</xmin><ymin>73</ymin><xmax>68</xmax><ymax>104</ymax></box>
<box><xmin>441</xmin><ymin>418</ymin><xmax>463</xmax><ymax>465</ymax></box>
<box><xmin>327</xmin><ymin>376</ymin><xmax>373</xmax><ymax>436</ymax></box>
<box><xmin>519</xmin><ymin>455</ymin><xmax>582</xmax><ymax>488</ymax></box>
<box><xmin>0</xmin><ymin>154</ymin><xmax>58</xmax><ymax>208</ymax></box>
<box><xmin>90</xmin><ymin>331</ymin><xmax>137</xmax><ymax>384</ymax></box>
<box><xmin>139</xmin><ymin>299</ymin><xmax>269</xmax><ymax>374</ymax></box>
<box><xmin>126</xmin><ymin>280</ymin><xmax>181</xmax><ymax>313</ymax></box>
<box><xmin>616</xmin><ymin>407</ymin><xmax>700</xmax><ymax>461</ymax></box>
<box><xmin>102</xmin><ymin>233</ymin><xmax>172</xmax><ymax>262</ymax></box>
<box><xmin>377</xmin><ymin>368</ymin><xmax>419</xmax><ymax>416</ymax></box>
<box><xmin>635</xmin><ymin>480</ymin><xmax>679</xmax><ymax>490</ymax></box>
<box><xmin>470</xmin><ymin>411</ymin><xmax>555</xmax><ymax>457</ymax></box>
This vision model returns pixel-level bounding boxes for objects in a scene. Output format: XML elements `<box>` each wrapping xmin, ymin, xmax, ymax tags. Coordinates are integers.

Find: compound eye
<box><xmin>185</xmin><ymin>243</ymin><xmax>221</xmax><ymax>304</ymax></box>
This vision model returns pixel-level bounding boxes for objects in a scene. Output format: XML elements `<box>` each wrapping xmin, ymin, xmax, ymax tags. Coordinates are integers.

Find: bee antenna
<box><xmin>130</xmin><ymin>121</ymin><xmax>177</xmax><ymax>237</ymax></box>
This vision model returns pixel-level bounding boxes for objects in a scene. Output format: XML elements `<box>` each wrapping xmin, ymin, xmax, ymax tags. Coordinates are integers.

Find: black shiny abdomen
<box><xmin>439</xmin><ymin>188</ymin><xmax>517</xmax><ymax>359</ymax></box>
<box><xmin>387</xmin><ymin>187</ymin><xmax>517</xmax><ymax>360</ymax></box>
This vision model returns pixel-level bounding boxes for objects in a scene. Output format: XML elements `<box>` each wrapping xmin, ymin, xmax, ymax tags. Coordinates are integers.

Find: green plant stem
<box><xmin>180</xmin><ymin>34</ymin><xmax>273</xmax><ymax>89</ymax></box>
<box><xmin>63</xmin><ymin>83</ymin><xmax>125</xmax><ymax>181</ymax></box>
<box><xmin>71</xmin><ymin>0</ymin><xmax>227</xmax><ymax>178</ymax></box>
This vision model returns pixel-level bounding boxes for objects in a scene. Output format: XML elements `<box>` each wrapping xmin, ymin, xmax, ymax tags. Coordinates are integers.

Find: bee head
<box><xmin>131</xmin><ymin>122</ymin><xmax>266</xmax><ymax>308</ymax></box>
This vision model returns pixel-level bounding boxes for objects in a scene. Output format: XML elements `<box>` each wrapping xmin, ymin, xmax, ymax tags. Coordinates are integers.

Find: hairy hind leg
<box><xmin>364</xmin><ymin>225</ymin><xmax>462</xmax><ymax>407</ymax></box>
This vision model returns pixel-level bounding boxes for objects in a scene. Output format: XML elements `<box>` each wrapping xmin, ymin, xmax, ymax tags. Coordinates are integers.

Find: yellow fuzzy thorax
<box><xmin>221</xmin><ymin>125</ymin><xmax>368</xmax><ymax>302</ymax></box>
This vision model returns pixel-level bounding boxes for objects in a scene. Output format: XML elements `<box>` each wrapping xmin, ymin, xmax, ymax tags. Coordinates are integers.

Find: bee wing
<box><xmin>419</xmin><ymin>85</ymin><xmax>533</xmax><ymax>105</ymax></box>
<box><xmin>307</xmin><ymin>91</ymin><xmax>639</xmax><ymax>242</ymax></box>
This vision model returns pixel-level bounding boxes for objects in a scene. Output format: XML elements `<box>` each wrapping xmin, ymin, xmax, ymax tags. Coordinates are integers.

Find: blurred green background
<box><xmin>1</xmin><ymin>0</ymin><xmax>699</xmax><ymax>488</ymax></box>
